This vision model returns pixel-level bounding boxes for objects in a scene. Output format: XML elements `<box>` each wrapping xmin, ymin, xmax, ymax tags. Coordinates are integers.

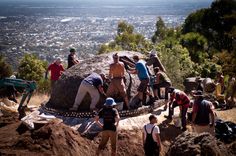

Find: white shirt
<box><xmin>143</xmin><ymin>123</ymin><xmax>160</xmax><ymax>142</ymax></box>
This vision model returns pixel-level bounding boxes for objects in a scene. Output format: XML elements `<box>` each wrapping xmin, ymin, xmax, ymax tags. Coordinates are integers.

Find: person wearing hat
<box><xmin>67</xmin><ymin>47</ymin><xmax>79</xmax><ymax>69</ymax></box>
<box><xmin>94</xmin><ymin>97</ymin><xmax>120</xmax><ymax>156</ymax></box>
<box><xmin>165</xmin><ymin>87</ymin><xmax>190</xmax><ymax>131</ymax></box>
<box><xmin>45</xmin><ymin>57</ymin><xmax>64</xmax><ymax>88</ymax></box>
<box><xmin>70</xmin><ymin>72</ymin><xmax>106</xmax><ymax>111</ymax></box>
<box><xmin>146</xmin><ymin>50</ymin><xmax>166</xmax><ymax>73</ymax></box>
<box><xmin>192</xmin><ymin>90</ymin><xmax>215</xmax><ymax>135</ymax></box>
<box><xmin>106</xmin><ymin>53</ymin><xmax>129</xmax><ymax>110</ymax></box>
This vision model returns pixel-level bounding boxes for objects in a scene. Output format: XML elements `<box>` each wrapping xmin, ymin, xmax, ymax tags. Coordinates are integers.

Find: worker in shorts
<box><xmin>129</xmin><ymin>55</ymin><xmax>153</xmax><ymax>106</ymax></box>
<box><xmin>106</xmin><ymin>53</ymin><xmax>129</xmax><ymax>110</ymax></box>
<box><xmin>94</xmin><ymin>97</ymin><xmax>120</xmax><ymax>156</ymax></box>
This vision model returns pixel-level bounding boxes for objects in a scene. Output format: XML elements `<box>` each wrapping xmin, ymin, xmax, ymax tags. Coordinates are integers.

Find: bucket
<box><xmin>115</xmin><ymin>102</ymin><xmax>123</xmax><ymax>111</ymax></box>
<box><xmin>172</xmin><ymin>115</ymin><xmax>182</xmax><ymax>128</ymax></box>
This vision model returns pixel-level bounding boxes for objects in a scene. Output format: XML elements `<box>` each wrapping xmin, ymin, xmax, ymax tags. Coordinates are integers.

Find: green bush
<box><xmin>18</xmin><ymin>54</ymin><xmax>50</xmax><ymax>93</ymax></box>
<box><xmin>18</xmin><ymin>54</ymin><xmax>47</xmax><ymax>82</ymax></box>
<box><xmin>0</xmin><ymin>55</ymin><xmax>13</xmax><ymax>79</ymax></box>
<box><xmin>156</xmin><ymin>43</ymin><xmax>195</xmax><ymax>89</ymax></box>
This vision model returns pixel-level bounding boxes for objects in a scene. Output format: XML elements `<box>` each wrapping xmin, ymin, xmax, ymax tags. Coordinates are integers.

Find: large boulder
<box><xmin>46</xmin><ymin>51</ymin><xmax>147</xmax><ymax>110</ymax></box>
<box><xmin>167</xmin><ymin>132</ymin><xmax>234</xmax><ymax>156</ymax></box>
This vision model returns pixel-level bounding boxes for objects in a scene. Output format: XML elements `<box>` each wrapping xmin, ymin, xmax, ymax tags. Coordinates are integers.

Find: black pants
<box><xmin>144</xmin><ymin>144</ymin><xmax>160</xmax><ymax>156</ymax></box>
<box><xmin>168</xmin><ymin>101</ymin><xmax>188</xmax><ymax>129</ymax></box>
<box><xmin>154</xmin><ymin>81</ymin><xmax>171</xmax><ymax>100</ymax></box>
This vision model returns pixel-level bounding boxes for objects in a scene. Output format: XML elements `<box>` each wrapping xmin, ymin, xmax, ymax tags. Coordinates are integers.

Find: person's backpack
<box><xmin>144</xmin><ymin>125</ymin><xmax>157</xmax><ymax>149</ymax></box>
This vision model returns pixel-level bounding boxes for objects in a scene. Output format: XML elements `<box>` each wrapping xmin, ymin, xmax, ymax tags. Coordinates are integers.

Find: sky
<box><xmin>0</xmin><ymin>0</ymin><xmax>214</xmax><ymax>3</ymax></box>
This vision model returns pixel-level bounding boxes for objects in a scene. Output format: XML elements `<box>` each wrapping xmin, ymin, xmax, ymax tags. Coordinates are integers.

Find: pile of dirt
<box><xmin>47</xmin><ymin>51</ymin><xmax>145</xmax><ymax>110</ymax></box>
<box><xmin>167</xmin><ymin>132</ymin><xmax>235</xmax><ymax>156</ymax></box>
<box><xmin>0</xmin><ymin>120</ymin><xmax>147</xmax><ymax>156</ymax></box>
<box><xmin>0</xmin><ymin>121</ymin><xmax>99</xmax><ymax>156</ymax></box>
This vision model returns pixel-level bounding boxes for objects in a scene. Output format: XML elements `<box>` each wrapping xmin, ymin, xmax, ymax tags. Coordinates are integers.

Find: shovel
<box><xmin>81</xmin><ymin>120</ymin><xmax>95</xmax><ymax>136</ymax></box>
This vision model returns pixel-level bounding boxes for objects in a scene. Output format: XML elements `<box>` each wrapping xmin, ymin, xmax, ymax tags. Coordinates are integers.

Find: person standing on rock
<box><xmin>153</xmin><ymin>67</ymin><xmax>171</xmax><ymax>101</ymax></box>
<box><xmin>146</xmin><ymin>50</ymin><xmax>166</xmax><ymax>73</ymax></box>
<box><xmin>165</xmin><ymin>87</ymin><xmax>190</xmax><ymax>131</ymax></box>
<box><xmin>143</xmin><ymin>115</ymin><xmax>162</xmax><ymax>156</ymax></box>
<box><xmin>70</xmin><ymin>72</ymin><xmax>106</xmax><ymax>111</ymax></box>
<box><xmin>192</xmin><ymin>90</ymin><xmax>215</xmax><ymax>135</ymax></box>
<box><xmin>129</xmin><ymin>55</ymin><xmax>153</xmax><ymax>106</ymax></box>
<box><xmin>45</xmin><ymin>57</ymin><xmax>64</xmax><ymax>88</ymax></box>
<box><xmin>106</xmin><ymin>53</ymin><xmax>129</xmax><ymax>110</ymax></box>
<box><xmin>67</xmin><ymin>47</ymin><xmax>79</xmax><ymax>69</ymax></box>
<box><xmin>94</xmin><ymin>97</ymin><xmax>120</xmax><ymax>156</ymax></box>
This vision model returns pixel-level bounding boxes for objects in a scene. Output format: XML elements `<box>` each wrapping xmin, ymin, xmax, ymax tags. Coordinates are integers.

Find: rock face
<box><xmin>47</xmin><ymin>51</ymin><xmax>146</xmax><ymax>110</ymax></box>
<box><xmin>167</xmin><ymin>132</ymin><xmax>234</xmax><ymax>156</ymax></box>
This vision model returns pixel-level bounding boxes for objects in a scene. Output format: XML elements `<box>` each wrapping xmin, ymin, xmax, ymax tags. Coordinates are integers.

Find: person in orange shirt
<box><xmin>106</xmin><ymin>53</ymin><xmax>129</xmax><ymax>110</ymax></box>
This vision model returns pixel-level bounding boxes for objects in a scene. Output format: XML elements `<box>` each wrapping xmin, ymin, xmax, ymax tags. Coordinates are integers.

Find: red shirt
<box><xmin>48</xmin><ymin>63</ymin><xmax>64</xmax><ymax>81</ymax></box>
<box><xmin>170</xmin><ymin>90</ymin><xmax>190</xmax><ymax>108</ymax></box>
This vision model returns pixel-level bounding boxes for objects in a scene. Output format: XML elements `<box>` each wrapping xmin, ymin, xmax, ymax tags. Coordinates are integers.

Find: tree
<box><xmin>0</xmin><ymin>55</ymin><xmax>13</xmax><ymax>79</ymax></box>
<box><xmin>98</xmin><ymin>21</ymin><xmax>152</xmax><ymax>54</ymax></box>
<box><xmin>156</xmin><ymin>43</ymin><xmax>194</xmax><ymax>89</ymax></box>
<box><xmin>180</xmin><ymin>32</ymin><xmax>208</xmax><ymax>63</ymax></box>
<box><xmin>117</xmin><ymin>21</ymin><xmax>134</xmax><ymax>35</ymax></box>
<box><xmin>182</xmin><ymin>0</ymin><xmax>236</xmax><ymax>52</ymax></box>
<box><xmin>152</xmin><ymin>17</ymin><xmax>167</xmax><ymax>43</ymax></box>
<box><xmin>18</xmin><ymin>54</ymin><xmax>47</xmax><ymax>82</ymax></box>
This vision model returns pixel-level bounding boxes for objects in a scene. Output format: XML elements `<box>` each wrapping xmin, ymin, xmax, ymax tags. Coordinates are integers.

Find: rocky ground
<box><xmin>0</xmin><ymin>96</ymin><xmax>235</xmax><ymax>156</ymax></box>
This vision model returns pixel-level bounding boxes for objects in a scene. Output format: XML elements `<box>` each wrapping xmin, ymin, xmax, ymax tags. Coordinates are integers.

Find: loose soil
<box><xmin>0</xmin><ymin>106</ymin><xmax>235</xmax><ymax>156</ymax></box>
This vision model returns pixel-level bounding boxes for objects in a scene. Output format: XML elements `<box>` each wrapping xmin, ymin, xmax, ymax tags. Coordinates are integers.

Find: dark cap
<box><xmin>168</xmin><ymin>87</ymin><xmax>175</xmax><ymax>93</ymax></box>
<box><xmin>70</xmin><ymin>48</ymin><xmax>76</xmax><ymax>52</ymax></box>
<box><xmin>193</xmin><ymin>90</ymin><xmax>203</xmax><ymax>97</ymax></box>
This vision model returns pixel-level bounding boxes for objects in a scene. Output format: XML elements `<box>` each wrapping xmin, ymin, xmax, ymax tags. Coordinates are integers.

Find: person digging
<box><xmin>164</xmin><ymin>87</ymin><xmax>190</xmax><ymax>131</ymax></box>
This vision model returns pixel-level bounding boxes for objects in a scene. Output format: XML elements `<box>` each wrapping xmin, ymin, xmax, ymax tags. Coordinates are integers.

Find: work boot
<box><xmin>181</xmin><ymin>127</ymin><xmax>187</xmax><ymax>132</ymax></box>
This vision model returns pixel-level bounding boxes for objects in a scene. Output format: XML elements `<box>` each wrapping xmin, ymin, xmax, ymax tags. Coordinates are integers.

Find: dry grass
<box><xmin>16</xmin><ymin>93</ymin><xmax>50</xmax><ymax>107</ymax></box>
<box><xmin>215</xmin><ymin>107</ymin><xmax>236</xmax><ymax>123</ymax></box>
<box><xmin>29</xmin><ymin>94</ymin><xmax>49</xmax><ymax>106</ymax></box>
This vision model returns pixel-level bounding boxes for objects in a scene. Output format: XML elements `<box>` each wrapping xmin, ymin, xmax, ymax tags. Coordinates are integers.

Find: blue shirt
<box><xmin>84</xmin><ymin>72</ymin><xmax>103</xmax><ymax>88</ymax></box>
<box><xmin>135</xmin><ymin>60</ymin><xmax>149</xmax><ymax>80</ymax></box>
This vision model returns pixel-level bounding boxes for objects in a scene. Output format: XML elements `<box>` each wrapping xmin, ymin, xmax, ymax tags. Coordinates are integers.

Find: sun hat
<box><xmin>56</xmin><ymin>57</ymin><xmax>62</xmax><ymax>63</ymax></box>
<box><xmin>104</xmin><ymin>97</ymin><xmax>116</xmax><ymax>106</ymax></box>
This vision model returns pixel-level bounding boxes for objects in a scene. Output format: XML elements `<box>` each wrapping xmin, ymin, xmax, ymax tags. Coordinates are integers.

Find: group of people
<box><xmin>45</xmin><ymin>47</ymin><xmax>79</xmax><ymax>87</ymax></box>
<box><xmin>69</xmin><ymin>50</ymin><xmax>172</xmax><ymax>111</ymax></box>
<box><xmin>94</xmin><ymin>89</ymin><xmax>216</xmax><ymax>156</ymax></box>
<box><xmin>45</xmin><ymin>48</ymin><xmax>225</xmax><ymax>156</ymax></box>
<box><xmin>93</xmin><ymin>97</ymin><xmax>161</xmax><ymax>156</ymax></box>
